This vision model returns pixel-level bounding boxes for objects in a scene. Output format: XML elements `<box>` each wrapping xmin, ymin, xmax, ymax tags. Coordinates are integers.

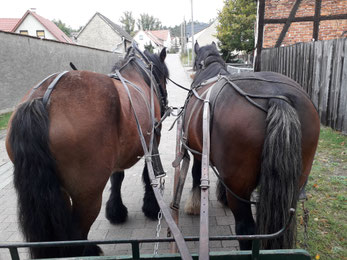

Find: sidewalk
<box><xmin>0</xmin><ymin>54</ymin><xmax>238</xmax><ymax>259</ymax></box>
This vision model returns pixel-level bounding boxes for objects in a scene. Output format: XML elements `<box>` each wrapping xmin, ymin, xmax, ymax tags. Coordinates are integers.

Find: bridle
<box><xmin>113</xmin><ymin>43</ymin><xmax>169</xmax><ymax>117</ymax></box>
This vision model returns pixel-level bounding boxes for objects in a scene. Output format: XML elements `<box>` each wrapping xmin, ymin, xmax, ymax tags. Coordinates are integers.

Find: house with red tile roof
<box><xmin>133</xmin><ymin>30</ymin><xmax>171</xmax><ymax>53</ymax></box>
<box><xmin>0</xmin><ymin>10</ymin><xmax>73</xmax><ymax>43</ymax></box>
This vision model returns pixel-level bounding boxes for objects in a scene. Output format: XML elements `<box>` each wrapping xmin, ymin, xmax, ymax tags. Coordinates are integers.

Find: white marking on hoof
<box><xmin>184</xmin><ymin>187</ymin><xmax>201</xmax><ymax>215</ymax></box>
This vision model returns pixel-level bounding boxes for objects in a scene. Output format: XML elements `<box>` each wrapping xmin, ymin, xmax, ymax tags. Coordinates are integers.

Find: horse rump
<box><xmin>257</xmin><ymin>98</ymin><xmax>302</xmax><ymax>249</ymax></box>
<box><xmin>8</xmin><ymin>98</ymin><xmax>82</xmax><ymax>258</ymax></box>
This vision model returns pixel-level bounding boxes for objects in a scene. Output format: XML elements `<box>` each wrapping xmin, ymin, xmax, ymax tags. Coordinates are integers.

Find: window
<box><xmin>139</xmin><ymin>35</ymin><xmax>143</xmax><ymax>40</ymax></box>
<box><xmin>36</xmin><ymin>30</ymin><xmax>45</xmax><ymax>38</ymax></box>
<box><xmin>20</xmin><ymin>30</ymin><xmax>28</xmax><ymax>35</ymax></box>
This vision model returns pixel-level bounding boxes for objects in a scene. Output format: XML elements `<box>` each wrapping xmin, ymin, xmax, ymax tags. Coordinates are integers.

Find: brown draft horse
<box><xmin>5</xmin><ymin>46</ymin><xmax>168</xmax><ymax>258</ymax></box>
<box><xmin>182</xmin><ymin>42</ymin><xmax>320</xmax><ymax>250</ymax></box>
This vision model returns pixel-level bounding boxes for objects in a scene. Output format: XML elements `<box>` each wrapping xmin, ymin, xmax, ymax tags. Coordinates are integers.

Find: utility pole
<box><xmin>191</xmin><ymin>0</ymin><xmax>195</xmax><ymax>63</ymax></box>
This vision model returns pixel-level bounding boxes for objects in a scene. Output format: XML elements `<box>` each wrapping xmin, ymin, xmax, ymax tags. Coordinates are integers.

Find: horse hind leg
<box><xmin>106</xmin><ymin>171</ymin><xmax>128</xmax><ymax>224</ymax></box>
<box><xmin>184</xmin><ymin>158</ymin><xmax>201</xmax><ymax>215</ymax></box>
<box><xmin>216</xmin><ymin>179</ymin><xmax>228</xmax><ymax>207</ymax></box>
<box><xmin>227</xmin><ymin>194</ymin><xmax>256</xmax><ymax>250</ymax></box>
<box><xmin>71</xmin><ymin>192</ymin><xmax>104</xmax><ymax>256</ymax></box>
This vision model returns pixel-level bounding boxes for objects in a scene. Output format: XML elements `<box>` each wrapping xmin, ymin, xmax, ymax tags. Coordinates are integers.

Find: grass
<box><xmin>0</xmin><ymin>112</ymin><xmax>12</xmax><ymax>130</ymax></box>
<box><xmin>296</xmin><ymin>126</ymin><xmax>347</xmax><ymax>260</ymax></box>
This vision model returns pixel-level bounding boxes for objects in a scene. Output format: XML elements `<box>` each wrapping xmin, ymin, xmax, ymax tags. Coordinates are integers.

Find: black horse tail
<box><xmin>9</xmin><ymin>98</ymin><xmax>81</xmax><ymax>258</ymax></box>
<box><xmin>257</xmin><ymin>99</ymin><xmax>302</xmax><ymax>249</ymax></box>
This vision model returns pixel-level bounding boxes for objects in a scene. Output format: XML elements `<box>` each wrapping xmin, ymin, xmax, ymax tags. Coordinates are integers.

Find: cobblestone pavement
<box><xmin>0</xmin><ymin>54</ymin><xmax>238</xmax><ymax>259</ymax></box>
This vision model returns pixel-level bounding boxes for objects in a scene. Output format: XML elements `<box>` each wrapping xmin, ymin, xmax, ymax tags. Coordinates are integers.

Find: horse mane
<box><xmin>192</xmin><ymin>44</ymin><xmax>228</xmax><ymax>88</ymax></box>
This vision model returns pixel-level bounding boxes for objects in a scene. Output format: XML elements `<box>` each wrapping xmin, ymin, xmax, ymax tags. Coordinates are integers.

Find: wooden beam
<box><xmin>313</xmin><ymin>0</ymin><xmax>322</xmax><ymax>41</ymax></box>
<box><xmin>275</xmin><ymin>0</ymin><xmax>303</xmax><ymax>48</ymax></box>
<box><xmin>264</xmin><ymin>14</ymin><xmax>347</xmax><ymax>24</ymax></box>
<box><xmin>254</xmin><ymin>0</ymin><xmax>265</xmax><ymax>72</ymax></box>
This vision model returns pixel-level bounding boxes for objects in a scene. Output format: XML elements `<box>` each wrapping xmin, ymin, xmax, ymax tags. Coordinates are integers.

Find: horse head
<box><xmin>144</xmin><ymin>48</ymin><xmax>169</xmax><ymax>115</ymax></box>
<box><xmin>192</xmin><ymin>42</ymin><xmax>227</xmax><ymax>87</ymax></box>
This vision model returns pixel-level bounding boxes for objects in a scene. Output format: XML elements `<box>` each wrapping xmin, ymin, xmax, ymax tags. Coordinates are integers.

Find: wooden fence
<box><xmin>260</xmin><ymin>38</ymin><xmax>347</xmax><ymax>134</ymax></box>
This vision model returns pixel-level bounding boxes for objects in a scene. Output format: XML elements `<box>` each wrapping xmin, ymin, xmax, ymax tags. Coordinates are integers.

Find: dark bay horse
<box><xmin>6</xmin><ymin>47</ymin><xmax>168</xmax><ymax>258</ymax></box>
<box><xmin>182</xmin><ymin>42</ymin><xmax>320</xmax><ymax>250</ymax></box>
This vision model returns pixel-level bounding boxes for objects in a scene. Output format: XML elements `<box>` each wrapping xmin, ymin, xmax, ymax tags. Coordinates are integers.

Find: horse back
<box><xmin>184</xmin><ymin>71</ymin><xmax>320</xmax><ymax>186</ymax></box>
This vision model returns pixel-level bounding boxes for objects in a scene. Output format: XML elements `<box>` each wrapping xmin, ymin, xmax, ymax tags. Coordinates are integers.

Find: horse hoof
<box><xmin>142</xmin><ymin>202</ymin><xmax>160</xmax><ymax>220</ymax></box>
<box><xmin>106</xmin><ymin>201</ymin><xmax>128</xmax><ymax>224</ymax></box>
<box><xmin>83</xmin><ymin>245</ymin><xmax>103</xmax><ymax>256</ymax></box>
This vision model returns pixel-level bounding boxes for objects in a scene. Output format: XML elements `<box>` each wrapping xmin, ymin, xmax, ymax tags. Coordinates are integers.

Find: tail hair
<box><xmin>9</xmin><ymin>98</ymin><xmax>80</xmax><ymax>258</ymax></box>
<box><xmin>256</xmin><ymin>99</ymin><xmax>302</xmax><ymax>249</ymax></box>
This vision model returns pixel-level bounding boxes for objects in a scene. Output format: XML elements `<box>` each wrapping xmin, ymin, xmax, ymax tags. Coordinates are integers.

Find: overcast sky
<box><xmin>0</xmin><ymin>0</ymin><xmax>225</xmax><ymax>29</ymax></box>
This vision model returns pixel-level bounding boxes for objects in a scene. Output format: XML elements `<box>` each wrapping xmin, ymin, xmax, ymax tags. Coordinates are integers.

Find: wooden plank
<box><xmin>319</xmin><ymin>40</ymin><xmax>334</xmax><ymax>126</ymax></box>
<box><xmin>294</xmin><ymin>44</ymin><xmax>298</xmax><ymax>83</ymax></box>
<box><xmin>300</xmin><ymin>42</ymin><xmax>305</xmax><ymax>87</ymax></box>
<box><xmin>311</xmin><ymin>41</ymin><xmax>323</xmax><ymax>109</ymax></box>
<box><xmin>298</xmin><ymin>43</ymin><xmax>303</xmax><ymax>86</ymax></box>
<box><xmin>307</xmin><ymin>41</ymin><xmax>315</xmax><ymax>98</ymax></box>
<box><xmin>296</xmin><ymin>43</ymin><xmax>301</xmax><ymax>84</ymax></box>
<box><xmin>283</xmin><ymin>47</ymin><xmax>290</xmax><ymax>77</ymax></box>
<box><xmin>336</xmin><ymin>39</ymin><xmax>347</xmax><ymax>134</ymax></box>
<box><xmin>282</xmin><ymin>46</ymin><xmax>286</xmax><ymax>74</ymax></box>
<box><xmin>328</xmin><ymin>39</ymin><xmax>342</xmax><ymax>128</ymax></box>
<box><xmin>303</xmin><ymin>42</ymin><xmax>311</xmax><ymax>93</ymax></box>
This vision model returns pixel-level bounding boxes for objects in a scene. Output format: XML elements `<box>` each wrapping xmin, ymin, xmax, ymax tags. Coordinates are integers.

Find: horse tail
<box><xmin>257</xmin><ymin>99</ymin><xmax>302</xmax><ymax>249</ymax></box>
<box><xmin>9</xmin><ymin>98</ymin><xmax>80</xmax><ymax>258</ymax></box>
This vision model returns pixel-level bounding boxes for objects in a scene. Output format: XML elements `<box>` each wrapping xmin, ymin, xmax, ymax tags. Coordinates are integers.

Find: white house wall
<box><xmin>14</xmin><ymin>14</ymin><xmax>56</xmax><ymax>40</ymax></box>
<box><xmin>77</xmin><ymin>15</ymin><xmax>123</xmax><ymax>52</ymax></box>
<box><xmin>133</xmin><ymin>30</ymin><xmax>158</xmax><ymax>53</ymax></box>
<box><xmin>188</xmin><ymin>20</ymin><xmax>219</xmax><ymax>49</ymax></box>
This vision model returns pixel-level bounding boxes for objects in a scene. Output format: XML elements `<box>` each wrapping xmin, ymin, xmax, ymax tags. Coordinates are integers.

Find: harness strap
<box><xmin>199</xmin><ymin>86</ymin><xmax>214</xmax><ymax>259</ymax></box>
<box><xmin>28</xmin><ymin>73</ymin><xmax>58</xmax><ymax>97</ymax></box>
<box><xmin>42</xmin><ymin>71</ymin><xmax>69</xmax><ymax>107</ymax></box>
<box><xmin>115</xmin><ymin>69</ymin><xmax>192</xmax><ymax>260</ymax></box>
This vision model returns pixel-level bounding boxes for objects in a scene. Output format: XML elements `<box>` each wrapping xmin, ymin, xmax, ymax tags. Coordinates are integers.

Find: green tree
<box><xmin>120</xmin><ymin>11</ymin><xmax>135</xmax><ymax>36</ymax></box>
<box><xmin>217</xmin><ymin>0</ymin><xmax>256</xmax><ymax>58</ymax></box>
<box><xmin>53</xmin><ymin>19</ymin><xmax>72</xmax><ymax>37</ymax></box>
<box><xmin>144</xmin><ymin>42</ymin><xmax>155</xmax><ymax>53</ymax></box>
<box><xmin>137</xmin><ymin>14</ymin><xmax>162</xmax><ymax>31</ymax></box>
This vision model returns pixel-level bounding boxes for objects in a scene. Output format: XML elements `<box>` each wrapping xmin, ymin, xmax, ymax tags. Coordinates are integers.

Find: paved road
<box><xmin>0</xmin><ymin>54</ymin><xmax>237</xmax><ymax>259</ymax></box>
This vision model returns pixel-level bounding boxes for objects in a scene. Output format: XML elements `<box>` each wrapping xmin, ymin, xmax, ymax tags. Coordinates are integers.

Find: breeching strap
<box><xmin>115</xmin><ymin>70</ymin><xmax>192</xmax><ymax>260</ymax></box>
<box><xmin>199</xmin><ymin>86</ymin><xmax>214</xmax><ymax>260</ymax></box>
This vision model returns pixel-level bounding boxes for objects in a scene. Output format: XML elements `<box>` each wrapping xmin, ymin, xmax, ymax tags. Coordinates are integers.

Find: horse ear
<box><xmin>194</xmin><ymin>41</ymin><xmax>200</xmax><ymax>54</ymax></box>
<box><xmin>160</xmin><ymin>47</ymin><xmax>167</xmax><ymax>62</ymax></box>
<box><xmin>212</xmin><ymin>41</ymin><xmax>217</xmax><ymax>49</ymax></box>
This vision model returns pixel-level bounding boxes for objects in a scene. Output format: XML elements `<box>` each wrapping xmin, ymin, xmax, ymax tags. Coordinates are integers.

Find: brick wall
<box><xmin>263</xmin><ymin>0</ymin><xmax>347</xmax><ymax>48</ymax></box>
